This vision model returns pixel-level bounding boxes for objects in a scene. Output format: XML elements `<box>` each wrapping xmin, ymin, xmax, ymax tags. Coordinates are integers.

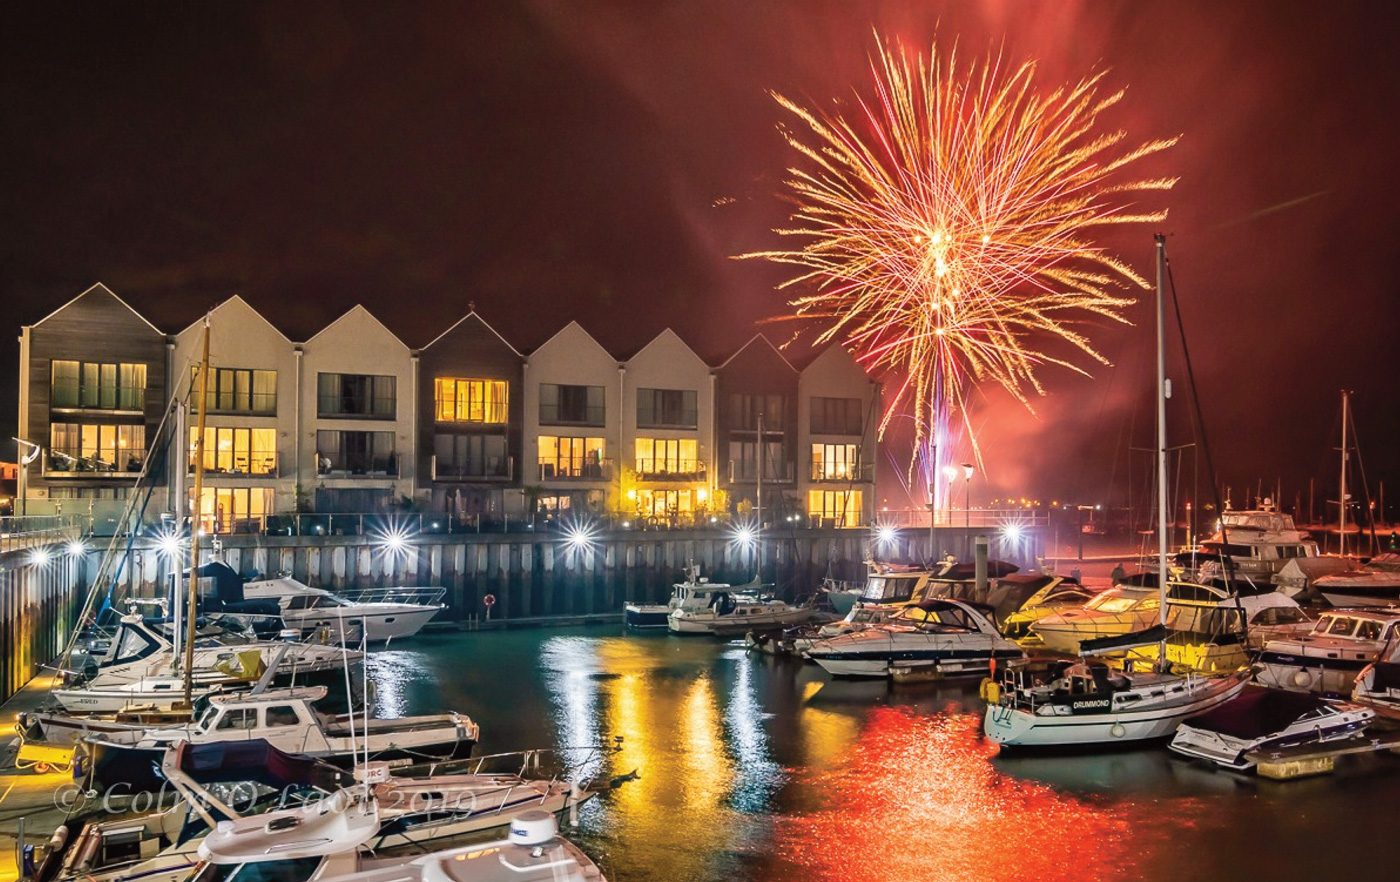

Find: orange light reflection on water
<box><xmin>773</xmin><ymin>706</ymin><xmax>1146</xmax><ymax>882</ymax></box>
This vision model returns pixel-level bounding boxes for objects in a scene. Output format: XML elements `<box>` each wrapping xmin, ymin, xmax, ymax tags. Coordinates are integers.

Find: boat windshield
<box><xmin>196</xmin><ymin>705</ymin><xmax>219</xmax><ymax>731</ymax></box>
<box><xmin>191</xmin><ymin>856</ymin><xmax>323</xmax><ymax>882</ymax></box>
<box><xmin>1085</xmin><ymin>591</ymin><xmax>1155</xmax><ymax>614</ymax></box>
<box><xmin>861</xmin><ymin>575</ymin><xmax>921</xmax><ymax>604</ymax></box>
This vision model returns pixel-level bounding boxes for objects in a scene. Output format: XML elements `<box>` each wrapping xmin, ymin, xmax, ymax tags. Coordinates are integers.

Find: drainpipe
<box><xmin>294</xmin><ymin>346</ymin><xmax>303</xmax><ymax>507</ymax></box>
<box><xmin>617</xmin><ymin>364</ymin><xmax>626</xmax><ymax>516</ymax></box>
<box><xmin>410</xmin><ymin>352</ymin><xmax>419</xmax><ymax>502</ymax></box>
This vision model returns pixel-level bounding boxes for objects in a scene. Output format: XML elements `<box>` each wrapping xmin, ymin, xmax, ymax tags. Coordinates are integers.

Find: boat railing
<box><xmin>393</xmin><ymin>742</ymin><xmax>619</xmax><ymax>784</ymax></box>
<box><xmin>334</xmin><ymin>585</ymin><xmax>448</xmax><ymax>606</ymax></box>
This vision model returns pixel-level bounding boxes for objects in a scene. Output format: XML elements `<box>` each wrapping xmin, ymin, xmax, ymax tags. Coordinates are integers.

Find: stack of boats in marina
<box><xmin>31</xmin><ymin>738</ymin><xmax>607</xmax><ymax>882</ymax></box>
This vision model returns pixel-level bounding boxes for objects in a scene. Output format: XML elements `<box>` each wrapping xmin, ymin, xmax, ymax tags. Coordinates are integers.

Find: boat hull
<box><xmin>623</xmin><ymin>604</ymin><xmax>672</xmax><ymax>630</ymax></box>
<box><xmin>985</xmin><ymin>677</ymin><xmax>1248</xmax><ymax>748</ymax></box>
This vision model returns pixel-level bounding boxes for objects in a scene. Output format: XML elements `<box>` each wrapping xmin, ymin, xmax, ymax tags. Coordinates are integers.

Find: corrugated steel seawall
<box><xmin>188</xmin><ymin>527</ymin><xmax>1041</xmax><ymax>622</ymax></box>
<box><xmin>0</xmin><ymin>551</ymin><xmax>83</xmax><ymax>702</ymax></box>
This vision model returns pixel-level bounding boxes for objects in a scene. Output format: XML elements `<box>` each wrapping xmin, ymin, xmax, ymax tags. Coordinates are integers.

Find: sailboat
<box><xmin>984</xmin><ymin>235</ymin><xmax>1250</xmax><ymax>748</ymax></box>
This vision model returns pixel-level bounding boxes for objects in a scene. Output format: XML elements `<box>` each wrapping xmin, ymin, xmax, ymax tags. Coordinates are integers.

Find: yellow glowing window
<box><xmin>811</xmin><ymin>443</ymin><xmax>858</xmax><ymax>481</ymax></box>
<box><xmin>634</xmin><ymin>438</ymin><xmax>699</xmax><ymax>477</ymax></box>
<box><xmin>189</xmin><ymin>427</ymin><xmax>278</xmax><ymax>475</ymax></box>
<box><xmin>435</xmin><ymin>378</ymin><xmax>507</xmax><ymax>424</ymax></box>
<box><xmin>637</xmin><ymin>488</ymin><xmax>694</xmax><ymax>517</ymax></box>
<box><xmin>538</xmin><ymin>436</ymin><xmax>605</xmax><ymax>478</ymax></box>
<box><xmin>194</xmin><ymin>486</ymin><xmax>273</xmax><ymax>534</ymax></box>
<box><xmin>807</xmin><ymin>490</ymin><xmax>862</xmax><ymax>526</ymax></box>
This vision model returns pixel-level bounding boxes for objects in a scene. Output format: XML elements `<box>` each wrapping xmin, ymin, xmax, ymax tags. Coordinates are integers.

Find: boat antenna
<box><xmin>181</xmin><ymin>315</ymin><xmax>212</xmax><ymax>709</ymax></box>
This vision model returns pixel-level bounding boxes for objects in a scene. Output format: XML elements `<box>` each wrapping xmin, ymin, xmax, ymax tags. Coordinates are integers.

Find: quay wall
<box><xmin>0</xmin><ymin>550</ymin><xmax>83</xmax><ymax>702</ymax></box>
<box><xmin>108</xmin><ymin>527</ymin><xmax>1045</xmax><ymax>623</ymax></box>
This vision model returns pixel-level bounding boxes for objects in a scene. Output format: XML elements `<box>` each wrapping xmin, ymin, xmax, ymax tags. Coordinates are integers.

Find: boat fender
<box><xmin>1292</xmin><ymin>669</ymin><xmax>1313</xmax><ymax>688</ymax></box>
<box><xmin>46</xmin><ymin>826</ymin><xmax>69</xmax><ymax>854</ymax></box>
<box><xmin>978</xmin><ymin>678</ymin><xmax>1000</xmax><ymax>703</ymax></box>
<box><xmin>1110</xmin><ymin>723</ymin><xmax>1127</xmax><ymax>738</ymax></box>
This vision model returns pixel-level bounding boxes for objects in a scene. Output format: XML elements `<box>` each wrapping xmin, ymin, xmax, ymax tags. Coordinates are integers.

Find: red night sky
<box><xmin>4</xmin><ymin>1</ymin><xmax>1398</xmax><ymax>513</ymax></box>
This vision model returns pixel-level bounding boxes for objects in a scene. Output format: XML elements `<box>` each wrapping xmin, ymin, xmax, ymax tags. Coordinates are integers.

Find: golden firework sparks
<box><xmin>747</xmin><ymin>38</ymin><xmax>1176</xmax><ymax>455</ymax></box>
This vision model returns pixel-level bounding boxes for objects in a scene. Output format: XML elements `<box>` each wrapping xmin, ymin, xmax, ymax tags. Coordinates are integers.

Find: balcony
<box><xmin>635</xmin><ymin>459</ymin><xmax>707</xmax><ymax>482</ymax></box>
<box><xmin>190</xmin><ymin>452</ymin><xmax>278</xmax><ymax>478</ymax></box>
<box><xmin>432</xmin><ymin>454</ymin><xmax>514</xmax><ymax>482</ymax></box>
<box><xmin>317</xmin><ymin>454</ymin><xmax>399</xmax><ymax>478</ymax></box>
<box><xmin>728</xmin><ymin>461</ymin><xmax>795</xmax><ymax>483</ymax></box>
<box><xmin>538</xmin><ymin>459</ymin><xmax>612</xmax><ymax>482</ymax></box>
<box><xmin>45</xmin><ymin>452</ymin><xmax>145</xmax><ymax>477</ymax></box>
<box><xmin>809</xmin><ymin>464</ymin><xmax>873</xmax><ymax>483</ymax></box>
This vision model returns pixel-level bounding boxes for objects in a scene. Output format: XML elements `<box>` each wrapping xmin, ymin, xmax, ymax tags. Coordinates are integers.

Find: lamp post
<box><xmin>941</xmin><ymin>465</ymin><xmax>959</xmax><ymax>561</ymax></box>
<box><xmin>961</xmin><ymin>463</ymin><xmax>974</xmax><ymax>557</ymax></box>
<box><xmin>13</xmin><ymin>438</ymin><xmax>42</xmax><ymax>519</ymax></box>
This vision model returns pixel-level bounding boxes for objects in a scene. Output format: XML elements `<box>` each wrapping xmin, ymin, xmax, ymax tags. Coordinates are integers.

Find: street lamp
<box><xmin>12</xmin><ymin>438</ymin><xmax>42</xmax><ymax>519</ymax></box>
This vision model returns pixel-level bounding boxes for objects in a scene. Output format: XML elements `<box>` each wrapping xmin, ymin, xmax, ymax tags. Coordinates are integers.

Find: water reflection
<box><xmin>771</xmin><ymin>707</ymin><xmax>1151</xmax><ymax>882</ymax></box>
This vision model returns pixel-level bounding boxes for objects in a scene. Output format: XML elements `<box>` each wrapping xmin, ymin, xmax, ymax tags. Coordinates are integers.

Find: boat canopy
<box><xmin>1179</xmin><ymin>687</ymin><xmax>1328</xmax><ymax>740</ymax></box>
<box><xmin>1079</xmin><ymin>624</ymin><xmax>1169</xmax><ymax>655</ymax></box>
<box><xmin>176</xmin><ymin>739</ymin><xmax>340</xmax><ymax>790</ymax></box>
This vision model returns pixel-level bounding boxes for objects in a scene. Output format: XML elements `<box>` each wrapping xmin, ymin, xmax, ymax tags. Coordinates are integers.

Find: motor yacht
<box><xmin>85</xmin><ymin>685</ymin><xmax>478</xmax><ymax>792</ymax></box>
<box><xmin>1314</xmin><ymin>553</ymin><xmax>1400</xmax><ymax>607</ymax></box>
<box><xmin>241</xmin><ymin>575</ymin><xmax>445</xmax><ymax>643</ymax></box>
<box><xmin>997</xmin><ymin>576</ymin><xmax>1097</xmax><ymax>642</ymax></box>
<box><xmin>1256</xmin><ymin>607</ymin><xmax>1400</xmax><ymax>694</ymax></box>
<box><xmin>804</xmin><ymin>599</ymin><xmax>1024</xmax><ymax>678</ymax></box>
<box><xmin>1175</xmin><ymin>505</ymin><xmax>1319</xmax><ymax>586</ymax></box>
<box><xmin>1029</xmin><ymin>583</ymin><xmax>1162</xmax><ymax>654</ymax></box>
<box><xmin>667</xmin><ymin>591</ymin><xmax>813</xmax><ymax>635</ymax></box>
<box><xmin>624</xmin><ymin>563</ymin><xmax>753</xmax><ymax>629</ymax></box>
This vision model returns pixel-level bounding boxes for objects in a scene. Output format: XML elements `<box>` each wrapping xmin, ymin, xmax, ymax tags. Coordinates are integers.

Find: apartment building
<box><xmin>17</xmin><ymin>284</ymin><xmax>168</xmax><ymax>505</ymax></box>
<box><xmin>15</xmin><ymin>285</ymin><xmax>878</xmax><ymax>529</ymax></box>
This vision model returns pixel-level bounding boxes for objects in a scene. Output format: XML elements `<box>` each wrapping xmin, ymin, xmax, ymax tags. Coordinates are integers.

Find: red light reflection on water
<box><xmin>773</xmin><ymin>707</ymin><xmax>1146</xmax><ymax>882</ymax></box>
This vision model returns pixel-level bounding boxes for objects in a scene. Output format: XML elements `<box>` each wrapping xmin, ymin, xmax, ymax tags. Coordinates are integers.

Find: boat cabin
<box><xmin>1308</xmin><ymin>609</ymin><xmax>1400</xmax><ymax>642</ymax></box>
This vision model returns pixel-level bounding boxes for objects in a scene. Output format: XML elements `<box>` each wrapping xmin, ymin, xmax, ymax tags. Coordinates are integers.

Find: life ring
<box><xmin>483</xmin><ymin>594</ymin><xmax>496</xmax><ymax>608</ymax></box>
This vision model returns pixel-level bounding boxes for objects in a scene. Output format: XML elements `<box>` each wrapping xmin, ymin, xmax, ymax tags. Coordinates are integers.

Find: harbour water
<box><xmin>369</xmin><ymin>626</ymin><xmax>1400</xmax><ymax>882</ymax></box>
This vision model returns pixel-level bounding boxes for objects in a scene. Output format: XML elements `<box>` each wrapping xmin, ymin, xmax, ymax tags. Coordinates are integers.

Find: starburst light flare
<box><xmin>748</xmin><ymin>38</ymin><xmax>1177</xmax><ymax>459</ymax></box>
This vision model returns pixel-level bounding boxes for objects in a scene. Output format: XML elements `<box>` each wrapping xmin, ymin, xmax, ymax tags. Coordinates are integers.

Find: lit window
<box><xmin>811</xmin><ymin>443</ymin><xmax>858</xmax><ymax>481</ymax></box>
<box><xmin>807</xmin><ymin>490</ymin><xmax>862</xmax><ymax>526</ymax></box>
<box><xmin>538</xmin><ymin>436</ymin><xmax>605</xmax><ymax>478</ymax></box>
<box><xmin>635</xmin><ymin>438</ymin><xmax>699</xmax><ymax>478</ymax></box>
<box><xmin>435</xmin><ymin>378</ymin><xmax>507</xmax><ymax>424</ymax></box>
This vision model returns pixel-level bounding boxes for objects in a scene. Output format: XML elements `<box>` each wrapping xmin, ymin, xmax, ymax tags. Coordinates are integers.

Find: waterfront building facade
<box><xmin>415</xmin><ymin>310</ymin><xmax>524</xmax><ymax>522</ymax></box>
<box><xmin>301</xmin><ymin>306</ymin><xmax>417</xmax><ymax>513</ymax></box>
<box><xmin>15</xmin><ymin>284</ymin><xmax>877</xmax><ymax>530</ymax></box>
<box><xmin>17</xmin><ymin>284</ymin><xmax>168</xmax><ymax>508</ymax></box>
<box><xmin>621</xmin><ymin>329</ymin><xmax>716</xmax><ymax>524</ymax></box>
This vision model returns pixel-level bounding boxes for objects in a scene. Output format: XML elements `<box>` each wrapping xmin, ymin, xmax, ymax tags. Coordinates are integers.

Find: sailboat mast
<box><xmin>1154</xmin><ymin>234</ymin><xmax>1169</xmax><ymax>628</ymax></box>
<box><xmin>756</xmin><ymin>409</ymin><xmax>763</xmax><ymax>530</ymax></box>
<box><xmin>183</xmin><ymin>316</ymin><xmax>211</xmax><ymax>708</ymax></box>
<box><xmin>1340</xmin><ymin>390</ymin><xmax>1349</xmax><ymax>557</ymax></box>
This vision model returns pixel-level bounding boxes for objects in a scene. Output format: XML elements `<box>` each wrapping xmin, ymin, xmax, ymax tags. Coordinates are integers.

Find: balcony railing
<box><xmin>538</xmin><ymin>459</ymin><xmax>612</xmax><ymax>481</ymax></box>
<box><xmin>635</xmin><ymin>459</ymin><xmax>707</xmax><ymax>481</ymax></box>
<box><xmin>432</xmin><ymin>454</ymin><xmax>514</xmax><ymax>481</ymax></box>
<box><xmin>728</xmin><ymin>461</ymin><xmax>795</xmax><ymax>483</ymax></box>
<box><xmin>50</xmin><ymin>382</ymin><xmax>144</xmax><ymax>412</ymax></box>
<box><xmin>809</xmin><ymin>465</ymin><xmax>872</xmax><ymax>483</ymax></box>
<box><xmin>45</xmin><ymin>453</ymin><xmax>145</xmax><ymax>476</ymax></box>
<box><xmin>318</xmin><ymin>455</ymin><xmax>399</xmax><ymax>478</ymax></box>
<box><xmin>190</xmin><ymin>452</ymin><xmax>279</xmax><ymax>477</ymax></box>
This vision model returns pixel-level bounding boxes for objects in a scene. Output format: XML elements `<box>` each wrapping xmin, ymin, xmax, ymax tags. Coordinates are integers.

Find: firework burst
<box><xmin>748</xmin><ymin>38</ymin><xmax>1176</xmax><ymax>460</ymax></box>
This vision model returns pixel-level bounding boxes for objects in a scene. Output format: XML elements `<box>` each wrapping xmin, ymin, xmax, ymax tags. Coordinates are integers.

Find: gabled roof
<box><xmin>30</xmin><ymin>282</ymin><xmax>163</xmax><ymax>335</ymax></box>
<box><xmin>304</xmin><ymin>304</ymin><xmax>410</xmax><ymax>351</ymax></box>
<box><xmin>801</xmin><ymin>341</ymin><xmax>873</xmax><ymax>377</ymax></box>
<box><xmin>625</xmin><ymin>327</ymin><xmax>707</xmax><ymax>366</ymax></box>
<box><xmin>174</xmin><ymin>295</ymin><xmax>292</xmax><ymax>343</ymax></box>
<box><xmin>714</xmin><ymin>333</ymin><xmax>798</xmax><ymax>373</ymax></box>
<box><xmin>530</xmin><ymin>320</ymin><xmax>612</xmax><ymax>359</ymax></box>
<box><xmin>421</xmin><ymin>309</ymin><xmax>522</xmax><ymax>356</ymax></box>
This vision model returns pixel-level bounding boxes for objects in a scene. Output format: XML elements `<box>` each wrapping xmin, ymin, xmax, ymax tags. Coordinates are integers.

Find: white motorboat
<box><xmin>1169</xmin><ymin>686</ymin><xmax>1374</xmax><ymax>769</ymax></box>
<box><xmin>624</xmin><ymin>563</ymin><xmax>752</xmax><ymax>629</ymax></box>
<box><xmin>86</xmin><ymin>685</ymin><xmax>479</xmax><ymax>792</ymax></box>
<box><xmin>804</xmin><ymin>599</ymin><xmax>1024</xmax><ymax>678</ymax></box>
<box><xmin>667</xmin><ymin>590</ymin><xmax>813</xmax><ymax>635</ymax></box>
<box><xmin>985</xmin><ymin>656</ymin><xmax>1250</xmax><ymax>748</ymax></box>
<box><xmin>1256</xmin><ymin>607</ymin><xmax>1400</xmax><ymax>694</ymax></box>
<box><xmin>1000</xmin><ymin>578</ymin><xmax>1098</xmax><ymax>643</ymax></box>
<box><xmin>1352</xmin><ymin>639</ymin><xmax>1400</xmax><ymax>718</ymax></box>
<box><xmin>1314</xmin><ymin>553</ymin><xmax>1400</xmax><ymax>607</ymax></box>
<box><xmin>51</xmin><ymin>615</ymin><xmax>359</xmax><ymax>714</ymax></box>
<box><xmin>1029</xmin><ymin>583</ymin><xmax>1162</xmax><ymax>654</ymax></box>
<box><xmin>241</xmin><ymin>576</ymin><xmax>445</xmax><ymax>643</ymax></box>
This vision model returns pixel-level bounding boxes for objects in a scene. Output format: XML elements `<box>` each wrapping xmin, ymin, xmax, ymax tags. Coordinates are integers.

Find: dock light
<box><xmin>373</xmin><ymin>522</ymin><xmax>416</xmax><ymax>560</ymax></box>
<box><xmin>1001</xmin><ymin>523</ymin><xmax>1024</xmax><ymax>542</ymax></box>
<box><xmin>563</xmin><ymin>519</ymin><xmax>597</xmax><ymax>551</ymax></box>
<box><xmin>30</xmin><ymin>547</ymin><xmax>52</xmax><ymax>567</ymax></box>
<box><xmin>157</xmin><ymin>530</ymin><xmax>183</xmax><ymax>558</ymax></box>
<box><xmin>876</xmin><ymin>525</ymin><xmax>898</xmax><ymax>547</ymax></box>
<box><xmin>732</xmin><ymin>523</ymin><xmax>758</xmax><ymax>549</ymax></box>
<box><xmin>66</xmin><ymin>540</ymin><xmax>85</xmax><ymax>557</ymax></box>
